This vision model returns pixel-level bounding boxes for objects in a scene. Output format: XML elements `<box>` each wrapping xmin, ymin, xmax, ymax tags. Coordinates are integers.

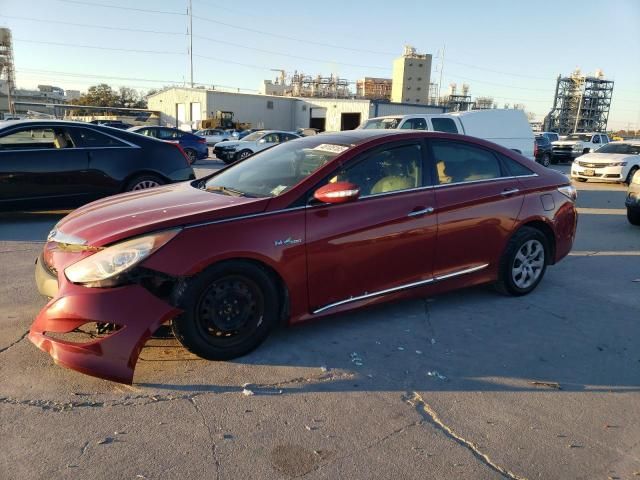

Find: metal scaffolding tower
<box><xmin>0</xmin><ymin>28</ymin><xmax>17</xmax><ymax>114</ymax></box>
<box><xmin>545</xmin><ymin>69</ymin><xmax>614</xmax><ymax>135</ymax></box>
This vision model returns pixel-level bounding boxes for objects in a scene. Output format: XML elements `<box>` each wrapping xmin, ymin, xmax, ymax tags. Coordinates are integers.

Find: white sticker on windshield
<box><xmin>312</xmin><ymin>144</ymin><xmax>348</xmax><ymax>154</ymax></box>
<box><xmin>270</xmin><ymin>185</ymin><xmax>288</xmax><ymax>196</ymax></box>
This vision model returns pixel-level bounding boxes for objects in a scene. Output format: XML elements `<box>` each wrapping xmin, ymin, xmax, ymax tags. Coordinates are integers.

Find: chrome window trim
<box><xmin>433</xmin><ymin>173</ymin><xmax>538</xmax><ymax>189</ymax></box>
<box><xmin>312</xmin><ymin>263</ymin><xmax>489</xmax><ymax>314</ymax></box>
<box><xmin>0</xmin><ymin>124</ymin><xmax>140</xmax><ymax>150</ymax></box>
<box><xmin>184</xmin><ymin>205</ymin><xmax>308</xmax><ymax>229</ymax></box>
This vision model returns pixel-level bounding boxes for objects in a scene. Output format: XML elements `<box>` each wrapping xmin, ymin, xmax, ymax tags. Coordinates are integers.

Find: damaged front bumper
<box><xmin>30</xmin><ymin>253</ymin><xmax>181</xmax><ymax>384</ymax></box>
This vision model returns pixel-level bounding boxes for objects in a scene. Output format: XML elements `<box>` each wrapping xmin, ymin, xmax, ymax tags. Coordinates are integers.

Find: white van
<box><xmin>360</xmin><ymin>109</ymin><xmax>535</xmax><ymax>160</ymax></box>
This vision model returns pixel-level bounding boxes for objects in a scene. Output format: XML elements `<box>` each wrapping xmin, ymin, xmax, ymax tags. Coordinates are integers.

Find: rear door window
<box><xmin>70</xmin><ymin>128</ymin><xmax>127</xmax><ymax>148</ymax></box>
<box><xmin>158</xmin><ymin>128</ymin><xmax>182</xmax><ymax>140</ymax></box>
<box><xmin>431</xmin><ymin>118</ymin><xmax>459</xmax><ymax>134</ymax></box>
<box><xmin>431</xmin><ymin>141</ymin><xmax>504</xmax><ymax>185</ymax></box>
<box><xmin>400</xmin><ymin>118</ymin><xmax>427</xmax><ymax>130</ymax></box>
<box><xmin>0</xmin><ymin>127</ymin><xmax>56</xmax><ymax>150</ymax></box>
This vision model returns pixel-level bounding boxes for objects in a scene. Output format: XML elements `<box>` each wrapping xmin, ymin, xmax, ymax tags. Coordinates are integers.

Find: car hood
<box><xmin>54</xmin><ymin>181</ymin><xmax>269</xmax><ymax>246</ymax></box>
<box><xmin>578</xmin><ymin>152</ymin><xmax>633</xmax><ymax>162</ymax></box>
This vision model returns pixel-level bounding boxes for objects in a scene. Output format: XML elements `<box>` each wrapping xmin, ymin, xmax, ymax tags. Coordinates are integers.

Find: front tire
<box><xmin>172</xmin><ymin>261</ymin><xmax>279</xmax><ymax>360</ymax></box>
<box><xmin>628</xmin><ymin>208</ymin><xmax>640</xmax><ymax>226</ymax></box>
<box><xmin>235</xmin><ymin>149</ymin><xmax>253</xmax><ymax>161</ymax></box>
<box><xmin>496</xmin><ymin>227</ymin><xmax>548</xmax><ymax>296</ymax></box>
<box><xmin>625</xmin><ymin>167</ymin><xmax>639</xmax><ymax>186</ymax></box>
<box><xmin>541</xmin><ymin>153</ymin><xmax>551</xmax><ymax>167</ymax></box>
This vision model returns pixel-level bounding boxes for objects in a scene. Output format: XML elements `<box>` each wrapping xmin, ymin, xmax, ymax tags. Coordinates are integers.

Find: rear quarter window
<box><xmin>499</xmin><ymin>153</ymin><xmax>535</xmax><ymax>176</ymax></box>
<box><xmin>431</xmin><ymin>118</ymin><xmax>459</xmax><ymax>134</ymax></box>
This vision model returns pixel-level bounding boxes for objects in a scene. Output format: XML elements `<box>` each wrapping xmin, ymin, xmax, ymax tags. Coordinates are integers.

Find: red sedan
<box><xmin>31</xmin><ymin>130</ymin><xmax>578</xmax><ymax>383</ymax></box>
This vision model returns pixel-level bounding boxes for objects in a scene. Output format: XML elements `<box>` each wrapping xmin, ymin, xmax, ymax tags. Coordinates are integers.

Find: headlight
<box><xmin>65</xmin><ymin>229</ymin><xmax>181</xmax><ymax>285</ymax></box>
<box><xmin>610</xmin><ymin>162</ymin><xmax>627</xmax><ymax>167</ymax></box>
<box><xmin>572</xmin><ymin>144</ymin><xmax>582</xmax><ymax>151</ymax></box>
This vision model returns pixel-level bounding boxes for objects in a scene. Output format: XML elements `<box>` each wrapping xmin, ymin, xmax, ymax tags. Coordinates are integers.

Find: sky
<box><xmin>1</xmin><ymin>0</ymin><xmax>639</xmax><ymax>129</ymax></box>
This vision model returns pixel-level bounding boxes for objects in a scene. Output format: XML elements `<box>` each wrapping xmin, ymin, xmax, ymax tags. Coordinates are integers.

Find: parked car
<box><xmin>0</xmin><ymin>120</ymin><xmax>195</xmax><ymax>211</ymax></box>
<box><xmin>534</xmin><ymin>135</ymin><xmax>553</xmax><ymax>167</ymax></box>
<box><xmin>89</xmin><ymin>120</ymin><xmax>133</xmax><ymax>130</ymax></box>
<box><xmin>538</xmin><ymin>131</ymin><xmax>560</xmax><ymax>143</ymax></box>
<box><xmin>195</xmin><ymin>128</ymin><xmax>232</xmax><ymax>145</ymax></box>
<box><xmin>626</xmin><ymin>169</ymin><xmax>640</xmax><ymax>225</ymax></box>
<box><xmin>360</xmin><ymin>109</ymin><xmax>535</xmax><ymax>160</ymax></box>
<box><xmin>551</xmin><ymin>132</ymin><xmax>610</xmax><ymax>163</ymax></box>
<box><xmin>213</xmin><ymin>130</ymin><xmax>300</xmax><ymax>163</ymax></box>
<box><xmin>570</xmin><ymin>140</ymin><xmax>640</xmax><ymax>184</ymax></box>
<box><xmin>30</xmin><ymin>130</ymin><xmax>577</xmax><ymax>383</ymax></box>
<box><xmin>128</xmin><ymin>126</ymin><xmax>208</xmax><ymax>164</ymax></box>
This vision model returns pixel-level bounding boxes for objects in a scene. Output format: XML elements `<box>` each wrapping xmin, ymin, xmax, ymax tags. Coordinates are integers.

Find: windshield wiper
<box><xmin>205</xmin><ymin>185</ymin><xmax>249</xmax><ymax>197</ymax></box>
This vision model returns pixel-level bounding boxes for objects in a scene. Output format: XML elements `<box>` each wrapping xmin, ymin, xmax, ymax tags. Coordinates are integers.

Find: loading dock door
<box><xmin>310</xmin><ymin>108</ymin><xmax>326</xmax><ymax>132</ymax></box>
<box><xmin>176</xmin><ymin>103</ymin><xmax>186</xmax><ymax>127</ymax></box>
<box><xmin>340</xmin><ymin>113</ymin><xmax>361</xmax><ymax>131</ymax></box>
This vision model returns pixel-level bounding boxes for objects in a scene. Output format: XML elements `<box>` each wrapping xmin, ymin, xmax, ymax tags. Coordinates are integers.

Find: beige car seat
<box><xmin>370</xmin><ymin>155</ymin><xmax>415</xmax><ymax>194</ymax></box>
<box><xmin>53</xmin><ymin>132</ymin><xmax>69</xmax><ymax>149</ymax></box>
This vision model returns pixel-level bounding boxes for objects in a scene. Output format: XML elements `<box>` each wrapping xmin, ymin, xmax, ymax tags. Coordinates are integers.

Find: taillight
<box><xmin>197</xmin><ymin>137</ymin><xmax>206</xmax><ymax>144</ymax></box>
<box><xmin>558</xmin><ymin>185</ymin><xmax>577</xmax><ymax>202</ymax></box>
<box><xmin>168</xmin><ymin>141</ymin><xmax>191</xmax><ymax>166</ymax></box>
<box><xmin>534</xmin><ymin>141</ymin><xmax>538</xmax><ymax>157</ymax></box>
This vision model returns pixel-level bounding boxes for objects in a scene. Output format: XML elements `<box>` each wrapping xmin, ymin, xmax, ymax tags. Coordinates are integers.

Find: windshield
<box><xmin>242</xmin><ymin>131</ymin><xmax>264</xmax><ymax>142</ymax></box>
<box><xmin>567</xmin><ymin>134</ymin><xmax>593</xmax><ymax>141</ymax></box>
<box><xmin>595</xmin><ymin>143</ymin><xmax>640</xmax><ymax>155</ymax></box>
<box><xmin>361</xmin><ymin>118</ymin><xmax>402</xmax><ymax>129</ymax></box>
<box><xmin>203</xmin><ymin>138</ymin><xmax>348</xmax><ymax>197</ymax></box>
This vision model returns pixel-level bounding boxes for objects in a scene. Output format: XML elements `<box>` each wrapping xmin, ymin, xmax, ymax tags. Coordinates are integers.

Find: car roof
<box><xmin>0</xmin><ymin>119</ymin><xmax>111</xmax><ymax>129</ymax></box>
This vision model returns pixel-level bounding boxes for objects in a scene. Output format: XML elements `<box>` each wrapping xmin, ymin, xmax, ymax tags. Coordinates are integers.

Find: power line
<box><xmin>54</xmin><ymin>0</ymin><xmax>185</xmax><ymax>16</ymax></box>
<box><xmin>15</xmin><ymin>38</ymin><xmax>183</xmax><ymax>55</ymax></box>
<box><xmin>0</xmin><ymin>14</ymin><xmax>186</xmax><ymax>36</ymax></box>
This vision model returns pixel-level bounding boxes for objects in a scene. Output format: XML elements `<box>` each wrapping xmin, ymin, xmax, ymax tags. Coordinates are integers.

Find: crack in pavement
<box><xmin>297</xmin><ymin>420</ymin><xmax>421</xmax><ymax>478</ymax></box>
<box><xmin>0</xmin><ymin>392</ymin><xmax>204</xmax><ymax>412</ymax></box>
<box><xmin>188</xmin><ymin>397</ymin><xmax>220</xmax><ymax>480</ymax></box>
<box><xmin>0</xmin><ymin>330</ymin><xmax>29</xmax><ymax>354</ymax></box>
<box><xmin>404</xmin><ymin>391</ymin><xmax>528</xmax><ymax>480</ymax></box>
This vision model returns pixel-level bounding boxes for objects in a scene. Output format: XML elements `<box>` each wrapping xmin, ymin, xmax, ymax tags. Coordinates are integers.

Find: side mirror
<box><xmin>258</xmin><ymin>138</ymin><xmax>267</xmax><ymax>144</ymax></box>
<box><xmin>313</xmin><ymin>182</ymin><xmax>360</xmax><ymax>204</ymax></box>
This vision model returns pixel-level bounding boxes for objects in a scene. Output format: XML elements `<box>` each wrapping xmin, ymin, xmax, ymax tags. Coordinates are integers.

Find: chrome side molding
<box><xmin>312</xmin><ymin>263</ymin><xmax>489</xmax><ymax>314</ymax></box>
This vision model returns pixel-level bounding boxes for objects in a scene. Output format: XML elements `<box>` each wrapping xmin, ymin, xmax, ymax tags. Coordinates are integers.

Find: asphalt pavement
<box><xmin>1</xmin><ymin>161</ymin><xmax>638</xmax><ymax>479</ymax></box>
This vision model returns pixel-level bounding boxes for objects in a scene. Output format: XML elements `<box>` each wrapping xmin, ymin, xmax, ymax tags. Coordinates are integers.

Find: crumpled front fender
<box><xmin>29</xmin><ymin>283</ymin><xmax>181</xmax><ymax>384</ymax></box>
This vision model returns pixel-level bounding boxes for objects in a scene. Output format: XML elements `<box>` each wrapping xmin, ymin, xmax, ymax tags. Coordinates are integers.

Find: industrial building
<box><xmin>544</xmin><ymin>69</ymin><xmax>614</xmax><ymax>135</ymax></box>
<box><xmin>391</xmin><ymin>46</ymin><xmax>432</xmax><ymax>104</ymax></box>
<box><xmin>356</xmin><ymin>77</ymin><xmax>393</xmax><ymax>100</ymax></box>
<box><xmin>146</xmin><ymin>87</ymin><xmax>445</xmax><ymax>132</ymax></box>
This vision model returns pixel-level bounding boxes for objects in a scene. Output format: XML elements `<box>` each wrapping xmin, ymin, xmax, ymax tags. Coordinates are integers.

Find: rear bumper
<box><xmin>30</xmin><ymin>264</ymin><xmax>181</xmax><ymax>384</ymax></box>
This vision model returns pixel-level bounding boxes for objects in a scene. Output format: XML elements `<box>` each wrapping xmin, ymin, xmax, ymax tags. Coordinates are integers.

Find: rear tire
<box><xmin>172</xmin><ymin>261</ymin><xmax>279</xmax><ymax>360</ymax></box>
<box><xmin>550</xmin><ymin>156</ymin><xmax>558</xmax><ymax>165</ymax></box>
<box><xmin>184</xmin><ymin>148</ymin><xmax>197</xmax><ymax>165</ymax></box>
<box><xmin>575</xmin><ymin>178</ymin><xmax>587</xmax><ymax>182</ymax></box>
<box><xmin>495</xmin><ymin>226</ymin><xmax>548</xmax><ymax>296</ymax></box>
<box><xmin>628</xmin><ymin>208</ymin><xmax>640</xmax><ymax>226</ymax></box>
<box><xmin>541</xmin><ymin>153</ymin><xmax>551</xmax><ymax>167</ymax></box>
<box><xmin>125</xmin><ymin>174</ymin><xmax>165</xmax><ymax>191</ymax></box>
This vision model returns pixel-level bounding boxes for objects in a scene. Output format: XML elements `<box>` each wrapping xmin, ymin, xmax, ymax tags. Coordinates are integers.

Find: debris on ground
<box><xmin>350</xmin><ymin>352</ymin><xmax>363</xmax><ymax>366</ymax></box>
<box><xmin>427</xmin><ymin>371</ymin><xmax>447</xmax><ymax>380</ymax></box>
<box><xmin>415</xmin><ymin>350</ymin><xmax>422</xmax><ymax>354</ymax></box>
<box><xmin>430</xmin><ymin>338</ymin><xmax>436</xmax><ymax>345</ymax></box>
<box><xmin>320</xmin><ymin>366</ymin><xmax>328</xmax><ymax>372</ymax></box>
<box><xmin>242</xmin><ymin>388</ymin><xmax>255</xmax><ymax>396</ymax></box>
<box><xmin>97</xmin><ymin>437</ymin><xmax>114</xmax><ymax>445</ymax></box>
<box><xmin>529</xmin><ymin>381</ymin><xmax>561</xmax><ymax>390</ymax></box>
<box><xmin>397</xmin><ymin>346</ymin><xmax>405</xmax><ymax>351</ymax></box>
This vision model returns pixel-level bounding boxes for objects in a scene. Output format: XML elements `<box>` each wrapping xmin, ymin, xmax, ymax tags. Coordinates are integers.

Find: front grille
<box><xmin>578</xmin><ymin>161</ymin><xmax>608</xmax><ymax>168</ymax></box>
<box><xmin>553</xmin><ymin>145</ymin><xmax>573</xmax><ymax>152</ymax></box>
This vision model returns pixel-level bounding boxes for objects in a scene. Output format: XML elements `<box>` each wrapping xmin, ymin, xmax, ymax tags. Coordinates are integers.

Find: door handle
<box><xmin>500</xmin><ymin>188</ymin><xmax>520</xmax><ymax>196</ymax></box>
<box><xmin>408</xmin><ymin>206</ymin><xmax>435</xmax><ymax>217</ymax></box>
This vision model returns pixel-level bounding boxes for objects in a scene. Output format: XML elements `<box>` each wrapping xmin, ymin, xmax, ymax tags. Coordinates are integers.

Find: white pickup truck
<box><xmin>551</xmin><ymin>132</ymin><xmax>610</xmax><ymax>163</ymax></box>
<box><xmin>360</xmin><ymin>109</ymin><xmax>535</xmax><ymax>160</ymax></box>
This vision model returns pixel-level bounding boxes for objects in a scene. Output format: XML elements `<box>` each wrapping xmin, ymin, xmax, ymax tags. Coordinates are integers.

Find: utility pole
<box><xmin>189</xmin><ymin>0</ymin><xmax>193</xmax><ymax>88</ymax></box>
<box><xmin>438</xmin><ymin>44</ymin><xmax>445</xmax><ymax>106</ymax></box>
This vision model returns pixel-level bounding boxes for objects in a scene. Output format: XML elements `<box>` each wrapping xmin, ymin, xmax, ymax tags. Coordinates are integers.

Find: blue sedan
<box><xmin>128</xmin><ymin>126</ymin><xmax>208</xmax><ymax>164</ymax></box>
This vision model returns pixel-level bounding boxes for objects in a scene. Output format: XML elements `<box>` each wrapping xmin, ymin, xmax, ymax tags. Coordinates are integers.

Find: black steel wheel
<box><xmin>172</xmin><ymin>261</ymin><xmax>280</xmax><ymax>360</ymax></box>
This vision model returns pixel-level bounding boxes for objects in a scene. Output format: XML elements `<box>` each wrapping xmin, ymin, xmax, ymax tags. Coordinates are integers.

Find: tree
<box><xmin>75</xmin><ymin>84</ymin><xmax>147</xmax><ymax>109</ymax></box>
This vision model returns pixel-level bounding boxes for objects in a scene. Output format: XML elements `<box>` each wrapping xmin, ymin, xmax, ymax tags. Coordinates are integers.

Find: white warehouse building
<box><xmin>147</xmin><ymin>87</ymin><xmax>445</xmax><ymax>132</ymax></box>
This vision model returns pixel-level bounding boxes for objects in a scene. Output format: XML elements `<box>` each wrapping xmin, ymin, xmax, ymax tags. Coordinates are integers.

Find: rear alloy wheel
<box><xmin>628</xmin><ymin>208</ymin><xmax>640</xmax><ymax>226</ymax></box>
<box><xmin>496</xmin><ymin>226</ymin><xmax>548</xmax><ymax>296</ymax></box>
<box><xmin>541</xmin><ymin>153</ymin><xmax>551</xmax><ymax>167</ymax></box>
<box><xmin>172</xmin><ymin>262</ymin><xmax>279</xmax><ymax>360</ymax></box>
<box><xmin>184</xmin><ymin>149</ymin><xmax>198</xmax><ymax>165</ymax></box>
<box><xmin>235</xmin><ymin>149</ymin><xmax>253</xmax><ymax>161</ymax></box>
<box><xmin>625</xmin><ymin>167</ymin><xmax>639</xmax><ymax>186</ymax></box>
<box><xmin>126</xmin><ymin>174</ymin><xmax>165</xmax><ymax>191</ymax></box>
